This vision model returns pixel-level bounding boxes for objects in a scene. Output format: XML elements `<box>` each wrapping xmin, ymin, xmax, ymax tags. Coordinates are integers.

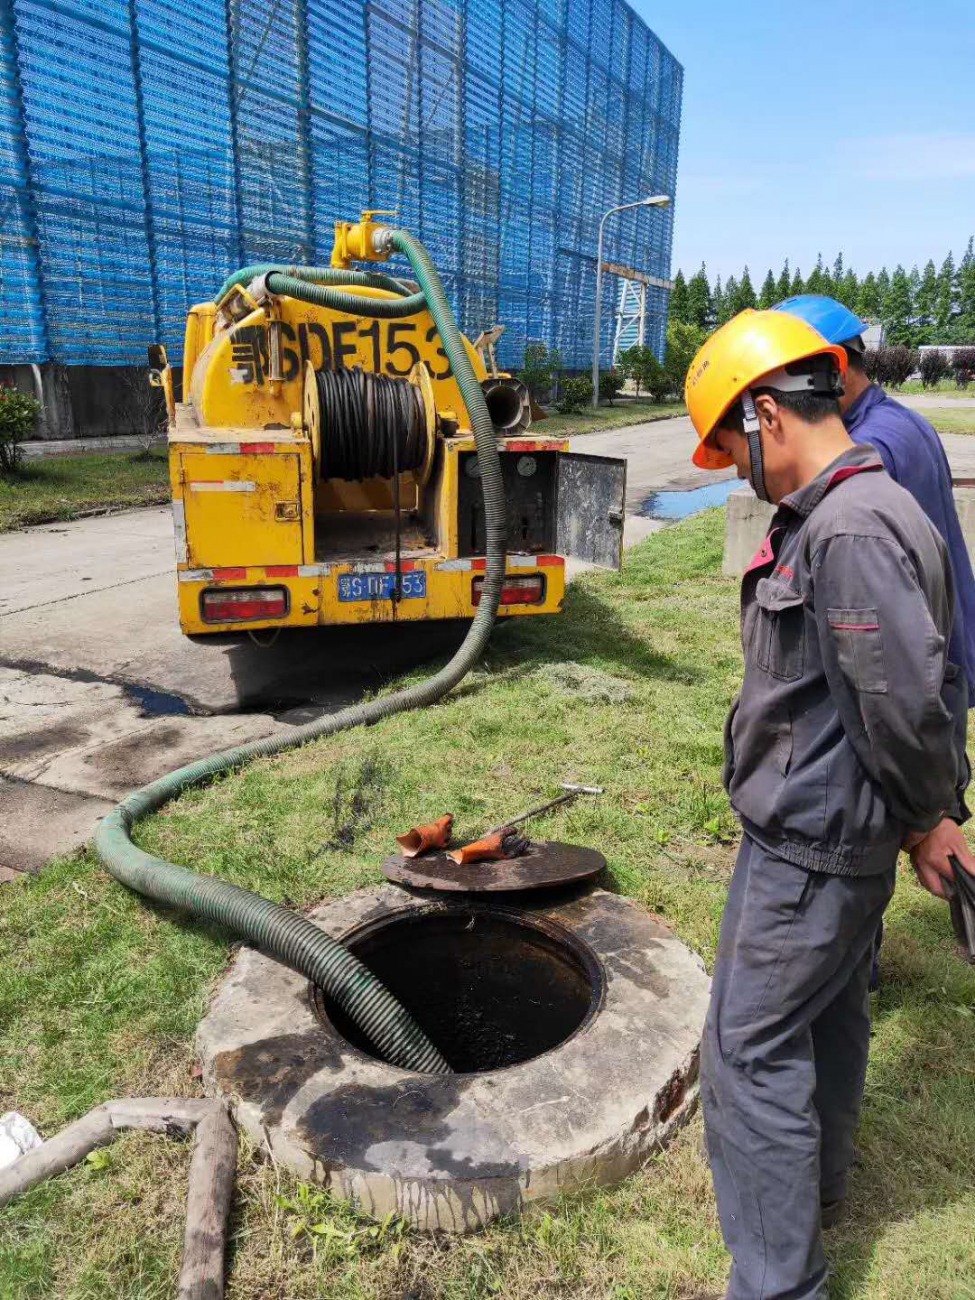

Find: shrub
<box><xmin>556</xmin><ymin>375</ymin><xmax>594</xmax><ymax>413</ymax></box>
<box><xmin>867</xmin><ymin>345</ymin><xmax>918</xmax><ymax>389</ymax></box>
<box><xmin>663</xmin><ymin>320</ymin><xmax>707</xmax><ymax>400</ymax></box>
<box><xmin>0</xmin><ymin>384</ymin><xmax>41</xmax><ymax>475</ymax></box>
<box><xmin>920</xmin><ymin>349</ymin><xmax>951</xmax><ymax>388</ymax></box>
<box><xmin>952</xmin><ymin>347</ymin><xmax>975</xmax><ymax>389</ymax></box>
<box><xmin>600</xmin><ymin>369</ymin><xmax>626</xmax><ymax>405</ymax></box>
<box><xmin>644</xmin><ymin>357</ymin><xmax>672</xmax><ymax>404</ymax></box>
<box><xmin>618</xmin><ymin>344</ymin><xmax>655</xmax><ymax>396</ymax></box>
<box><xmin>886</xmin><ymin>345</ymin><xmax>919</xmax><ymax>388</ymax></box>
<box><xmin>520</xmin><ymin>341</ymin><xmax>562</xmax><ymax>403</ymax></box>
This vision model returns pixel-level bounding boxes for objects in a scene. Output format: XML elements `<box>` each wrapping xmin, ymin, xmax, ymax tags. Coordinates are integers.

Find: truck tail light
<box><xmin>471</xmin><ymin>574</ymin><xmax>545</xmax><ymax>607</ymax></box>
<box><xmin>201</xmin><ymin>586</ymin><xmax>289</xmax><ymax>623</ymax></box>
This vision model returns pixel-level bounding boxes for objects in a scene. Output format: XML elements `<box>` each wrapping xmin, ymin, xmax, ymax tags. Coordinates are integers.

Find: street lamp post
<box><xmin>592</xmin><ymin>194</ymin><xmax>671</xmax><ymax>408</ymax></box>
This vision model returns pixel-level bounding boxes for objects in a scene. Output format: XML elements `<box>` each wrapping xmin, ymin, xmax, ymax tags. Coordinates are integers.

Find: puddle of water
<box><xmin>125</xmin><ymin>683</ymin><xmax>192</xmax><ymax>717</ymax></box>
<box><xmin>640</xmin><ymin>478</ymin><xmax>740</xmax><ymax>520</ymax></box>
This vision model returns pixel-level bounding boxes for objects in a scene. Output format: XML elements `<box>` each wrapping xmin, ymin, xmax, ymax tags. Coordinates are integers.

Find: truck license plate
<box><xmin>338</xmin><ymin>571</ymin><xmax>427</xmax><ymax>602</ymax></box>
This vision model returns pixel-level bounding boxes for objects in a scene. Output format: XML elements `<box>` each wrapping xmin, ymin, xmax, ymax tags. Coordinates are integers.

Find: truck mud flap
<box><xmin>555</xmin><ymin>453</ymin><xmax>626</xmax><ymax>569</ymax></box>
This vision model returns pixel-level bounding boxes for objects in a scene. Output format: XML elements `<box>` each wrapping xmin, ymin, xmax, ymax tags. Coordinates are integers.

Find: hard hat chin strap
<box><xmin>742</xmin><ymin>390</ymin><xmax>769</xmax><ymax>503</ymax></box>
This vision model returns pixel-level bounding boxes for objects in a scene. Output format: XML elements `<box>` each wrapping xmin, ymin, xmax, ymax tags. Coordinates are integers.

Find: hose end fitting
<box><xmin>371</xmin><ymin>226</ymin><xmax>396</xmax><ymax>256</ymax></box>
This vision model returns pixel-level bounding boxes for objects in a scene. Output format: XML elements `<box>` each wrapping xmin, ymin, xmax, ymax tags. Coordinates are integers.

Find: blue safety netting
<box><xmin>0</xmin><ymin>0</ymin><xmax>681</xmax><ymax>369</ymax></box>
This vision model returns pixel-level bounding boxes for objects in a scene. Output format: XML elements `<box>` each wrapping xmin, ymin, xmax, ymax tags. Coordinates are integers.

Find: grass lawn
<box><xmin>541</xmin><ymin>398</ymin><xmax>686</xmax><ymax>437</ymax></box>
<box><xmin>897</xmin><ymin>381</ymin><xmax>972</xmax><ymax>399</ymax></box>
<box><xmin>2</xmin><ymin>511</ymin><xmax>974</xmax><ymax>1299</ymax></box>
<box><xmin>923</xmin><ymin>408</ymin><xmax>975</xmax><ymax>436</ymax></box>
<box><xmin>0</xmin><ymin>451</ymin><xmax>170</xmax><ymax>531</ymax></box>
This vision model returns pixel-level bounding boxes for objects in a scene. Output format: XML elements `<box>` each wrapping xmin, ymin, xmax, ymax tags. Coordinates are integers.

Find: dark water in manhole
<box><xmin>641</xmin><ymin>478</ymin><xmax>739</xmax><ymax>520</ymax></box>
<box><xmin>312</xmin><ymin>906</ymin><xmax>603</xmax><ymax>1073</ymax></box>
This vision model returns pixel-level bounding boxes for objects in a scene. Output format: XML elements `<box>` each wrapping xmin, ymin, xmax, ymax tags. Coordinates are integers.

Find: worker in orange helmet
<box><xmin>685</xmin><ymin>310</ymin><xmax>972</xmax><ymax>1300</ymax></box>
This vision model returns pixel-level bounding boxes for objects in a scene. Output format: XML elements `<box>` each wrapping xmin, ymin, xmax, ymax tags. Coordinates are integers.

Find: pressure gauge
<box><xmin>516</xmin><ymin>455</ymin><xmax>537</xmax><ymax>477</ymax></box>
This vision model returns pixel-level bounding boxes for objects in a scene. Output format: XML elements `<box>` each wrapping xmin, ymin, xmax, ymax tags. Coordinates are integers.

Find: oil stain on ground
<box><xmin>323</xmin><ymin>754</ymin><xmax>393</xmax><ymax>852</ymax></box>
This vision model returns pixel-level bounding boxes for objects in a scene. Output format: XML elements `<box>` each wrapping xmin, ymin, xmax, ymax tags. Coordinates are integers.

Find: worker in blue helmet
<box><xmin>775</xmin><ymin>293</ymin><xmax>975</xmax><ymax>986</ymax></box>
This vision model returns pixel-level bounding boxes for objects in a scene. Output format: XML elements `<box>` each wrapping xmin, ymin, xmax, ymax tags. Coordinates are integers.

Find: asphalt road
<box><xmin>4</xmin><ymin>414</ymin><xmax>975</xmax><ymax>875</ymax></box>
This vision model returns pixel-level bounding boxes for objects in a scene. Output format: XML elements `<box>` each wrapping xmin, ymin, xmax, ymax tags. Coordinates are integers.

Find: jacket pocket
<box><xmin>753</xmin><ymin>578</ymin><xmax>805</xmax><ymax>682</ymax></box>
<box><xmin>827</xmin><ymin>607</ymin><xmax>887</xmax><ymax>694</ymax></box>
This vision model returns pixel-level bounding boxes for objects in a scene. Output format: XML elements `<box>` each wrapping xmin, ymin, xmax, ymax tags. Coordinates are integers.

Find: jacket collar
<box><xmin>777</xmin><ymin>442</ymin><xmax>884</xmax><ymax>520</ymax></box>
<box><xmin>843</xmin><ymin>383</ymin><xmax>886</xmax><ymax>435</ymax></box>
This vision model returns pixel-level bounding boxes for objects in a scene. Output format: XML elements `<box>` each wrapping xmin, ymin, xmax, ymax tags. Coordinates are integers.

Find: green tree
<box><xmin>790</xmin><ymin>267</ymin><xmax>804</xmax><ymax>296</ymax></box>
<box><xmin>833</xmin><ymin>252</ymin><xmax>844</xmax><ymax>286</ymax></box>
<box><xmin>916</xmin><ymin>259</ymin><xmax>938</xmax><ymax>324</ymax></box>
<box><xmin>736</xmin><ymin>266</ymin><xmax>758</xmax><ymax>312</ymax></box>
<box><xmin>717</xmin><ymin>275</ymin><xmax>736</xmax><ymax>324</ymax></box>
<box><xmin>935</xmin><ymin>252</ymin><xmax>956</xmax><ymax>337</ymax></box>
<box><xmin>758</xmin><ymin>268</ymin><xmax>777</xmax><ymax>309</ymax></box>
<box><xmin>837</xmin><ymin>269</ymin><xmax>857</xmax><ymax>309</ymax></box>
<box><xmin>876</xmin><ymin>267</ymin><xmax>891</xmax><ymax>318</ymax></box>
<box><xmin>664</xmin><ymin>320</ymin><xmax>707</xmax><ymax>397</ymax></box>
<box><xmin>776</xmin><ymin>260</ymin><xmax>792</xmax><ymax>301</ymax></box>
<box><xmin>600</xmin><ymin>369</ymin><xmax>626</xmax><ymax>404</ymax></box>
<box><xmin>884</xmin><ymin>266</ymin><xmax>915</xmax><ymax>346</ymax></box>
<box><xmin>687</xmin><ymin>264</ymin><xmax>713</xmax><ymax>331</ymax></box>
<box><xmin>805</xmin><ymin>253</ymin><xmax>827</xmax><ymax>296</ymax></box>
<box><xmin>858</xmin><ymin>271</ymin><xmax>881</xmax><ymax>321</ymax></box>
<box><xmin>955</xmin><ymin>237</ymin><xmax>975</xmax><ymax>341</ymax></box>
<box><xmin>618</xmin><ymin>344</ymin><xmax>668</xmax><ymax>401</ymax></box>
<box><xmin>668</xmin><ymin>268</ymin><xmax>690</xmax><ymax>325</ymax></box>
<box><xmin>908</xmin><ymin>264</ymin><xmax>922</xmax><ymax>314</ymax></box>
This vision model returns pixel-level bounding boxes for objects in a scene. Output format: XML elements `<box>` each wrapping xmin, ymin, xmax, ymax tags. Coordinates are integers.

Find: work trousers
<box><xmin>701</xmin><ymin>834</ymin><xmax>897</xmax><ymax>1300</ymax></box>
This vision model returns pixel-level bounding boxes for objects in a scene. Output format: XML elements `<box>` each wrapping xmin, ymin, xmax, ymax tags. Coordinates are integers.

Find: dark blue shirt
<box><xmin>845</xmin><ymin>383</ymin><xmax>975</xmax><ymax>701</ymax></box>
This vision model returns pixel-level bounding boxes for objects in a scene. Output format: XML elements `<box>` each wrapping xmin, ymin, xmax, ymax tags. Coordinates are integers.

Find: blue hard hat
<box><xmin>773</xmin><ymin>294</ymin><xmax>868</xmax><ymax>347</ymax></box>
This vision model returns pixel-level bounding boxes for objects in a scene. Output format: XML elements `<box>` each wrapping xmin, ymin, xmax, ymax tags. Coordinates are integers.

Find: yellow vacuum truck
<box><xmin>151</xmin><ymin>212</ymin><xmax>626</xmax><ymax>638</ymax></box>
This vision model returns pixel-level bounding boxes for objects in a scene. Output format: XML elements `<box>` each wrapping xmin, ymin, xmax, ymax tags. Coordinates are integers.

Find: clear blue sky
<box><xmin>634</xmin><ymin>0</ymin><xmax>975</xmax><ymax>285</ymax></box>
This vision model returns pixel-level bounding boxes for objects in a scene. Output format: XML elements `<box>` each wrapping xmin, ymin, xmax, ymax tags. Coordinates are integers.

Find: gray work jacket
<box><xmin>724</xmin><ymin>443</ymin><xmax>970</xmax><ymax>876</ymax></box>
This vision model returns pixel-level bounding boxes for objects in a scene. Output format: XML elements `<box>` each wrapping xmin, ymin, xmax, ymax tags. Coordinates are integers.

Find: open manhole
<box><xmin>200</xmin><ymin>886</ymin><xmax>710</xmax><ymax>1231</ymax></box>
<box><xmin>311</xmin><ymin>905</ymin><xmax>604</xmax><ymax>1073</ymax></box>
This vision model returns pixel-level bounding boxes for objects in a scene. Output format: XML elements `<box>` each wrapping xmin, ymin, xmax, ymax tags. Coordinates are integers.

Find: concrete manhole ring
<box><xmin>198</xmin><ymin>884</ymin><xmax>710</xmax><ymax>1232</ymax></box>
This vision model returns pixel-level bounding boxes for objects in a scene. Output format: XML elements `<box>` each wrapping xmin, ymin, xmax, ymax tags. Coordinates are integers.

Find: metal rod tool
<box><xmin>485</xmin><ymin>783</ymin><xmax>604</xmax><ymax>836</ymax></box>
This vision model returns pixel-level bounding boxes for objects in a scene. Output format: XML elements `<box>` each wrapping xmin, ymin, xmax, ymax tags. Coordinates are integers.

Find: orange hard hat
<box><xmin>685</xmin><ymin>310</ymin><xmax>848</xmax><ymax>469</ymax></box>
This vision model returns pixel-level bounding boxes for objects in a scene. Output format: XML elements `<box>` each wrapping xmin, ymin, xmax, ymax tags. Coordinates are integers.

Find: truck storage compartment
<box><xmin>457</xmin><ymin>449</ymin><xmax>626</xmax><ymax>568</ymax></box>
<box><xmin>458</xmin><ymin>450</ymin><xmax>558</xmax><ymax>555</ymax></box>
<box><xmin>178</xmin><ymin>451</ymin><xmax>305</xmax><ymax>567</ymax></box>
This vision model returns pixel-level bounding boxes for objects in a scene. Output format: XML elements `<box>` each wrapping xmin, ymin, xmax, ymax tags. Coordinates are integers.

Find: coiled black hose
<box><xmin>314</xmin><ymin>367</ymin><xmax>426</xmax><ymax>482</ymax></box>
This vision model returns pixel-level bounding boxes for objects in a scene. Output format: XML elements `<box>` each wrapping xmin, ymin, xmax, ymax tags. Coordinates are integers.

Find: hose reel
<box><xmin>302</xmin><ymin>360</ymin><xmax>436</xmax><ymax>485</ymax></box>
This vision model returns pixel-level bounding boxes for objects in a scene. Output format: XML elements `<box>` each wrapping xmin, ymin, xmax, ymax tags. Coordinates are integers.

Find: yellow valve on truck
<box><xmin>154</xmin><ymin>212</ymin><xmax>627</xmax><ymax>639</ymax></box>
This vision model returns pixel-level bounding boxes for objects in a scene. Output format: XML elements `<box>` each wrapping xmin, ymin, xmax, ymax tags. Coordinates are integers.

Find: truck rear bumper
<box><xmin>176</xmin><ymin>554</ymin><xmax>565</xmax><ymax>635</ymax></box>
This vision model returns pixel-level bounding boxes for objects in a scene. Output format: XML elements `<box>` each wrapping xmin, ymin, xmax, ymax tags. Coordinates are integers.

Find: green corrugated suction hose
<box><xmin>215</xmin><ymin>264</ymin><xmax>414</xmax><ymax>304</ymax></box>
<box><xmin>264</xmin><ymin>272</ymin><xmax>427</xmax><ymax>318</ymax></box>
<box><xmin>94</xmin><ymin>228</ymin><xmax>507</xmax><ymax>1075</ymax></box>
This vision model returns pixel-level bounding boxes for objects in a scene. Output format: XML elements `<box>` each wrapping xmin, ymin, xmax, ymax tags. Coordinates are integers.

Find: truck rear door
<box><xmin>555</xmin><ymin>453</ymin><xmax>626</xmax><ymax>569</ymax></box>
<box><xmin>179</xmin><ymin>451</ymin><xmax>305</xmax><ymax>568</ymax></box>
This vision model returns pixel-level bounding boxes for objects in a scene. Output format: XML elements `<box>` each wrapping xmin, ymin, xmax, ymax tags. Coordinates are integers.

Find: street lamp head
<box><xmin>641</xmin><ymin>194</ymin><xmax>671</xmax><ymax>208</ymax></box>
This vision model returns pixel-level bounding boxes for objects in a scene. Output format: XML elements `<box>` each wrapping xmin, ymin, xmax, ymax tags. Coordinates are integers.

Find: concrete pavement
<box><xmin>899</xmin><ymin>394</ymin><xmax>975</xmax><ymax>411</ymax></box>
<box><xmin>0</xmin><ymin>414</ymin><xmax>710</xmax><ymax>875</ymax></box>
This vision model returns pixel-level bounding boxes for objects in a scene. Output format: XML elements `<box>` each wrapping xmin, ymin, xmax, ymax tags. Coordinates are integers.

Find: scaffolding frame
<box><xmin>0</xmin><ymin>0</ymin><xmax>682</xmax><ymax>369</ymax></box>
